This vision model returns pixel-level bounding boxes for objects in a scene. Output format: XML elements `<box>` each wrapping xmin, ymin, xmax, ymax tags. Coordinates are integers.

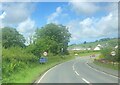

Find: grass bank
<box><xmin>93</xmin><ymin>60</ymin><xmax>119</xmax><ymax>70</ymax></box>
<box><xmin>69</xmin><ymin>50</ymin><xmax>100</xmax><ymax>57</ymax></box>
<box><xmin>3</xmin><ymin>54</ymin><xmax>74</xmax><ymax>83</ymax></box>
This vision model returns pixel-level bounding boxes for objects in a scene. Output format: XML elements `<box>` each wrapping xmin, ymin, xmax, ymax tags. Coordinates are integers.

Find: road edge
<box><xmin>86</xmin><ymin>61</ymin><xmax>119</xmax><ymax>79</ymax></box>
<box><xmin>33</xmin><ymin>59</ymin><xmax>75</xmax><ymax>84</ymax></box>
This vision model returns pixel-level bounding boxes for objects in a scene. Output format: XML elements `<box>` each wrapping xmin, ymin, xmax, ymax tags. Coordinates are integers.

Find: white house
<box><xmin>94</xmin><ymin>46</ymin><xmax>101</xmax><ymax>50</ymax></box>
<box><xmin>97</xmin><ymin>44</ymin><xmax>103</xmax><ymax>47</ymax></box>
<box><xmin>87</xmin><ymin>48</ymin><xmax>91</xmax><ymax>50</ymax></box>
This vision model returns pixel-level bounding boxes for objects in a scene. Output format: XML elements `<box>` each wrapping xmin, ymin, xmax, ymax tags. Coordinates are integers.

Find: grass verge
<box><xmin>93</xmin><ymin>60</ymin><xmax>119</xmax><ymax>70</ymax></box>
<box><xmin>78</xmin><ymin>51</ymin><xmax>100</xmax><ymax>57</ymax></box>
<box><xmin>69</xmin><ymin>50</ymin><xmax>100</xmax><ymax>57</ymax></box>
<box><xmin>3</xmin><ymin>54</ymin><xmax>74</xmax><ymax>83</ymax></box>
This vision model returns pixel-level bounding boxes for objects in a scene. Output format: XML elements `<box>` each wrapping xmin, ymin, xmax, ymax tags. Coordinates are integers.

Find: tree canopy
<box><xmin>2</xmin><ymin>27</ymin><xmax>25</xmax><ymax>48</ymax></box>
<box><xmin>34</xmin><ymin>23</ymin><xmax>71</xmax><ymax>55</ymax></box>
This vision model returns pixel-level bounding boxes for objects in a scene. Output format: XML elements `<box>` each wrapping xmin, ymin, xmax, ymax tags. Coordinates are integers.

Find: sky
<box><xmin>0</xmin><ymin>1</ymin><xmax>118</xmax><ymax>45</ymax></box>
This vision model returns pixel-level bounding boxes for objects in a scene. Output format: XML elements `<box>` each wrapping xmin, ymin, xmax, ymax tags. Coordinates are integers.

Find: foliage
<box><xmin>2</xmin><ymin>47</ymin><xmax>38</xmax><ymax>82</ymax></box>
<box><xmin>2</xmin><ymin>23</ymin><xmax>72</xmax><ymax>83</ymax></box>
<box><xmin>69</xmin><ymin>50</ymin><xmax>100</xmax><ymax>57</ymax></box>
<box><xmin>2</xmin><ymin>46</ymin><xmax>74</xmax><ymax>83</ymax></box>
<box><xmin>34</xmin><ymin>23</ymin><xmax>71</xmax><ymax>55</ymax></box>
<box><xmin>100</xmin><ymin>47</ymin><xmax>118</xmax><ymax>62</ymax></box>
<box><xmin>99</xmin><ymin>38</ymin><xmax>111</xmax><ymax>42</ymax></box>
<box><xmin>69</xmin><ymin>38</ymin><xmax>118</xmax><ymax>50</ymax></box>
<box><xmin>83</xmin><ymin>41</ymin><xmax>87</xmax><ymax>44</ymax></box>
<box><xmin>2</xmin><ymin>27</ymin><xmax>25</xmax><ymax>48</ymax></box>
<box><xmin>94</xmin><ymin>60</ymin><xmax>119</xmax><ymax>70</ymax></box>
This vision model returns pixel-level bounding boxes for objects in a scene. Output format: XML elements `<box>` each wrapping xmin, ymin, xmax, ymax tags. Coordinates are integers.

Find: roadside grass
<box><xmin>69</xmin><ymin>50</ymin><xmax>100</xmax><ymax>57</ymax></box>
<box><xmin>93</xmin><ymin>54</ymin><xmax>119</xmax><ymax>70</ymax></box>
<box><xmin>93</xmin><ymin>60</ymin><xmax>119</xmax><ymax>70</ymax></box>
<box><xmin>78</xmin><ymin>51</ymin><xmax>100</xmax><ymax>57</ymax></box>
<box><xmin>3</xmin><ymin>54</ymin><xmax>74</xmax><ymax>83</ymax></box>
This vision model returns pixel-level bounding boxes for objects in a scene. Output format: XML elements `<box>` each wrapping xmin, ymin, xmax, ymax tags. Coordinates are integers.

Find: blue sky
<box><xmin>0</xmin><ymin>2</ymin><xmax>118</xmax><ymax>45</ymax></box>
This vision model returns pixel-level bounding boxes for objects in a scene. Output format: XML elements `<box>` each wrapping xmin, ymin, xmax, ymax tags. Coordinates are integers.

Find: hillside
<box><xmin>68</xmin><ymin>38</ymin><xmax>118</xmax><ymax>50</ymax></box>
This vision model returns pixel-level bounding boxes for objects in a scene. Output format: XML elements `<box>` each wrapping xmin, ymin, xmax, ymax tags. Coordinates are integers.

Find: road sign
<box><xmin>39</xmin><ymin>57</ymin><xmax>47</xmax><ymax>63</ymax></box>
<box><xmin>111</xmin><ymin>51</ymin><xmax>116</xmax><ymax>56</ymax></box>
<box><xmin>43</xmin><ymin>52</ymin><xmax>47</xmax><ymax>56</ymax></box>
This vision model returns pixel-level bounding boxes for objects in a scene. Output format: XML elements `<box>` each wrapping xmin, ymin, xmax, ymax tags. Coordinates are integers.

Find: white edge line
<box><xmin>37</xmin><ymin>65</ymin><xmax>57</xmax><ymax>83</ymax></box>
<box><xmin>75</xmin><ymin>71</ymin><xmax>79</xmax><ymax>76</ymax></box>
<box><xmin>86</xmin><ymin>61</ymin><xmax>119</xmax><ymax>79</ymax></box>
<box><xmin>82</xmin><ymin>78</ymin><xmax>90</xmax><ymax>83</ymax></box>
<box><xmin>72</xmin><ymin>61</ymin><xmax>77</xmax><ymax>71</ymax></box>
<box><xmin>37</xmin><ymin>59</ymin><xmax>74</xmax><ymax>83</ymax></box>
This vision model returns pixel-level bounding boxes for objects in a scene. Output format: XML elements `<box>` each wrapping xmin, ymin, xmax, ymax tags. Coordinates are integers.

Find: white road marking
<box><xmin>37</xmin><ymin>65</ymin><xmax>57</xmax><ymax>83</ymax></box>
<box><xmin>86</xmin><ymin>61</ymin><xmax>119</xmax><ymax>79</ymax></box>
<box><xmin>75</xmin><ymin>71</ymin><xmax>79</xmax><ymax>76</ymax></box>
<box><xmin>82</xmin><ymin>78</ymin><xmax>90</xmax><ymax>83</ymax></box>
<box><xmin>72</xmin><ymin>61</ymin><xmax>80</xmax><ymax>76</ymax></box>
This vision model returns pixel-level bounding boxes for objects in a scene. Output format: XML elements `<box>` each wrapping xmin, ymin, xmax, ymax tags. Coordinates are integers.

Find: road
<box><xmin>35</xmin><ymin>56</ymin><xmax>118</xmax><ymax>83</ymax></box>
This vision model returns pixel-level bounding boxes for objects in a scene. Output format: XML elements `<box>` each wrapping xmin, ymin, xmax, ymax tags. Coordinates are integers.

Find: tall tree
<box><xmin>2</xmin><ymin>27</ymin><xmax>25</xmax><ymax>48</ymax></box>
<box><xmin>34</xmin><ymin>23</ymin><xmax>71</xmax><ymax>55</ymax></box>
<box><xmin>83</xmin><ymin>41</ymin><xmax>87</xmax><ymax>44</ymax></box>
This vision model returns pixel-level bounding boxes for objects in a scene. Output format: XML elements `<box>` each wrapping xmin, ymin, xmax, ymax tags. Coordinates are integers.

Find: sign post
<box><xmin>43</xmin><ymin>51</ymin><xmax>47</xmax><ymax>56</ymax></box>
<box><xmin>111</xmin><ymin>51</ymin><xmax>116</xmax><ymax>65</ymax></box>
<box><xmin>39</xmin><ymin>52</ymin><xmax>48</xmax><ymax>64</ymax></box>
<box><xmin>111</xmin><ymin>51</ymin><xmax>116</xmax><ymax>56</ymax></box>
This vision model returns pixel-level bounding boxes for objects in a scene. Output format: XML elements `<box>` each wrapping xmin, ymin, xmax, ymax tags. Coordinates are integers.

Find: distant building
<box><xmin>68</xmin><ymin>47</ymin><xmax>86</xmax><ymax>51</ymax></box>
<box><xmin>97</xmin><ymin>44</ymin><xmax>102</xmax><ymax>47</ymax></box>
<box><xmin>94</xmin><ymin>46</ymin><xmax>101</xmax><ymax>50</ymax></box>
<box><xmin>87</xmin><ymin>48</ymin><xmax>91</xmax><ymax>50</ymax></box>
<box><xmin>93</xmin><ymin>44</ymin><xmax>103</xmax><ymax>50</ymax></box>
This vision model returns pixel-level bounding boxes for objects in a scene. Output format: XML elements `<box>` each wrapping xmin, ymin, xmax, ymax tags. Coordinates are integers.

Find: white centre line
<box><xmin>82</xmin><ymin>78</ymin><xmax>90</xmax><ymax>83</ymax></box>
<box><xmin>75</xmin><ymin>71</ymin><xmax>79</xmax><ymax>76</ymax></box>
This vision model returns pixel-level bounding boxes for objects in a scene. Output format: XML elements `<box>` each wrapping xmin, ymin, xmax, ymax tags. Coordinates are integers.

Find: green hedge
<box><xmin>2</xmin><ymin>47</ymin><xmax>38</xmax><ymax>82</ymax></box>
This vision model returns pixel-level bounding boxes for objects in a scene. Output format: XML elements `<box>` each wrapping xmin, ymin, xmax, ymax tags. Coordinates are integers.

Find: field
<box><xmin>69</xmin><ymin>38</ymin><xmax>118</xmax><ymax>49</ymax></box>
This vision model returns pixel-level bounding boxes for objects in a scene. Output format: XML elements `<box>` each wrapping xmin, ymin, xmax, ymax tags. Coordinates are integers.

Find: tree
<box><xmin>34</xmin><ymin>23</ymin><xmax>71</xmax><ymax>55</ymax></box>
<box><xmin>99</xmin><ymin>38</ymin><xmax>111</xmax><ymax>42</ymax></box>
<box><xmin>83</xmin><ymin>41</ymin><xmax>87</xmax><ymax>44</ymax></box>
<box><xmin>2</xmin><ymin>27</ymin><xmax>25</xmax><ymax>48</ymax></box>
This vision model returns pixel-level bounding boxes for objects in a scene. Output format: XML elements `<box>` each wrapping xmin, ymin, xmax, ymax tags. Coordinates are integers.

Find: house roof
<box><xmin>94</xmin><ymin>46</ymin><xmax>101</xmax><ymax>50</ymax></box>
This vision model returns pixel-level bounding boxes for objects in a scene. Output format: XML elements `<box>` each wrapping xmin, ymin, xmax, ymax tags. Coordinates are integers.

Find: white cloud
<box><xmin>17</xmin><ymin>18</ymin><xmax>35</xmax><ymax>34</ymax></box>
<box><xmin>17</xmin><ymin>18</ymin><xmax>36</xmax><ymax>45</ymax></box>
<box><xmin>47</xmin><ymin>6</ymin><xmax>62</xmax><ymax>24</ymax></box>
<box><xmin>67</xmin><ymin>12</ymin><xmax>118</xmax><ymax>42</ymax></box>
<box><xmin>69</xmin><ymin>1</ymin><xmax>100</xmax><ymax>15</ymax></box>
<box><xmin>0</xmin><ymin>3</ymin><xmax>5</xmax><ymax>28</ymax></box>
<box><xmin>67</xmin><ymin>2</ymin><xmax>118</xmax><ymax>44</ymax></box>
<box><xmin>0</xmin><ymin>12</ymin><xmax>6</xmax><ymax>28</ymax></box>
<box><xmin>1</xmin><ymin>3</ymin><xmax>36</xmax><ymax>45</ymax></box>
<box><xmin>0</xmin><ymin>12</ymin><xmax>6</xmax><ymax>19</ymax></box>
<box><xmin>2</xmin><ymin>3</ymin><xmax>35</xmax><ymax>25</ymax></box>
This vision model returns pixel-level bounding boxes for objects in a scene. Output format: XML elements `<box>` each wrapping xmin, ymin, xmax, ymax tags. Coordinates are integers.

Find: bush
<box><xmin>2</xmin><ymin>46</ymin><xmax>38</xmax><ymax>82</ymax></box>
<box><xmin>100</xmin><ymin>47</ymin><xmax>118</xmax><ymax>62</ymax></box>
<box><xmin>3</xmin><ymin>46</ymin><xmax>38</xmax><ymax>62</ymax></box>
